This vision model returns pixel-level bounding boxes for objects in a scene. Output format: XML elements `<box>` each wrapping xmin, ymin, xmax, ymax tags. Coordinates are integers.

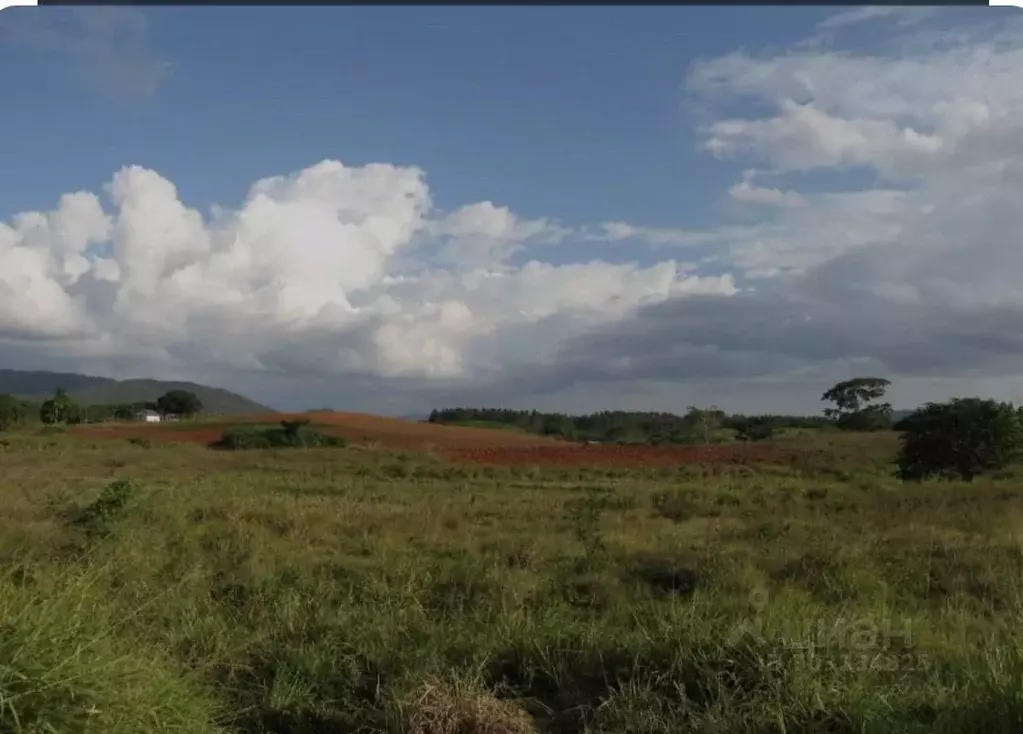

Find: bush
<box><xmin>72</xmin><ymin>479</ymin><xmax>138</xmax><ymax>538</ymax></box>
<box><xmin>734</xmin><ymin>417</ymin><xmax>776</xmax><ymax>442</ymax></box>
<box><xmin>897</xmin><ymin>398</ymin><xmax>1023</xmax><ymax>481</ymax></box>
<box><xmin>211</xmin><ymin>422</ymin><xmax>346</xmax><ymax>450</ymax></box>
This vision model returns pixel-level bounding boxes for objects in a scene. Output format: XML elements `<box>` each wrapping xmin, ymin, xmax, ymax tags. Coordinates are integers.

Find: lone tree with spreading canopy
<box><xmin>821</xmin><ymin>377</ymin><xmax>893</xmax><ymax>431</ymax></box>
<box><xmin>156</xmin><ymin>390</ymin><xmax>203</xmax><ymax>418</ymax></box>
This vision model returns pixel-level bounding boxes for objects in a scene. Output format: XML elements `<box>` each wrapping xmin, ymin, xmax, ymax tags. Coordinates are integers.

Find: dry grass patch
<box><xmin>400</xmin><ymin>678</ymin><xmax>536</xmax><ymax>734</ymax></box>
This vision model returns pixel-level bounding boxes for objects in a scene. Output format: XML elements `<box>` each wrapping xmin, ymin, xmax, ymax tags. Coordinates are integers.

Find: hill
<box><xmin>0</xmin><ymin>369</ymin><xmax>115</xmax><ymax>395</ymax></box>
<box><xmin>0</xmin><ymin>369</ymin><xmax>271</xmax><ymax>416</ymax></box>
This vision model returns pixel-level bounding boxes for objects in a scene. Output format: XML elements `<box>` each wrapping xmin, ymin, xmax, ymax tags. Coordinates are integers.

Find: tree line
<box><xmin>431</xmin><ymin>376</ymin><xmax>1023</xmax><ymax>482</ymax></box>
<box><xmin>0</xmin><ymin>388</ymin><xmax>203</xmax><ymax>430</ymax></box>
<box><xmin>427</xmin><ymin>406</ymin><xmax>835</xmax><ymax>444</ymax></box>
<box><xmin>428</xmin><ymin>377</ymin><xmax>898</xmax><ymax>444</ymax></box>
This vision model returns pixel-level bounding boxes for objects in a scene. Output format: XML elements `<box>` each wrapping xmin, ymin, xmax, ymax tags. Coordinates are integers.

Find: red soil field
<box><xmin>70</xmin><ymin>411</ymin><xmax>557</xmax><ymax>451</ymax></box>
<box><xmin>70</xmin><ymin>412</ymin><xmax>785</xmax><ymax>468</ymax></box>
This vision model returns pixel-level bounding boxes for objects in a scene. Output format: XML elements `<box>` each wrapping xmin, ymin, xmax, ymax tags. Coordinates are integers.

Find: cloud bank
<box><xmin>0</xmin><ymin>160</ymin><xmax>733</xmax><ymax>394</ymax></box>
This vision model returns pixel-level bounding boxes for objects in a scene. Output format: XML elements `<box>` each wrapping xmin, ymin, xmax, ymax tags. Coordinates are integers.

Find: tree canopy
<box><xmin>821</xmin><ymin>377</ymin><xmax>893</xmax><ymax>431</ymax></box>
<box><xmin>156</xmin><ymin>390</ymin><xmax>203</xmax><ymax>417</ymax></box>
<box><xmin>0</xmin><ymin>394</ymin><xmax>28</xmax><ymax>431</ymax></box>
<box><xmin>428</xmin><ymin>407</ymin><xmax>828</xmax><ymax>444</ymax></box>
<box><xmin>40</xmin><ymin>388</ymin><xmax>81</xmax><ymax>425</ymax></box>
<box><xmin>897</xmin><ymin>398</ymin><xmax>1023</xmax><ymax>481</ymax></box>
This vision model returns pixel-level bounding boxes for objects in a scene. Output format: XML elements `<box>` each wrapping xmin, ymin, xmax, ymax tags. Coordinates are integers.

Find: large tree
<box><xmin>821</xmin><ymin>377</ymin><xmax>893</xmax><ymax>431</ymax></box>
<box><xmin>156</xmin><ymin>390</ymin><xmax>202</xmax><ymax>417</ymax></box>
<box><xmin>40</xmin><ymin>388</ymin><xmax>78</xmax><ymax>425</ymax></box>
<box><xmin>684</xmin><ymin>405</ymin><xmax>724</xmax><ymax>443</ymax></box>
<box><xmin>897</xmin><ymin>398</ymin><xmax>1023</xmax><ymax>481</ymax></box>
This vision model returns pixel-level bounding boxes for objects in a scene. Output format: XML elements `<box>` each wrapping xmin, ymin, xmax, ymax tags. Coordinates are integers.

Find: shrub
<box><xmin>72</xmin><ymin>479</ymin><xmax>138</xmax><ymax>538</ymax></box>
<box><xmin>651</xmin><ymin>489</ymin><xmax>700</xmax><ymax>523</ymax></box>
<box><xmin>211</xmin><ymin>423</ymin><xmax>346</xmax><ymax>450</ymax></box>
<box><xmin>896</xmin><ymin>398</ymin><xmax>1023</xmax><ymax>481</ymax></box>
<box><xmin>735</xmin><ymin>417</ymin><xmax>776</xmax><ymax>442</ymax></box>
<box><xmin>280</xmin><ymin>418</ymin><xmax>312</xmax><ymax>437</ymax></box>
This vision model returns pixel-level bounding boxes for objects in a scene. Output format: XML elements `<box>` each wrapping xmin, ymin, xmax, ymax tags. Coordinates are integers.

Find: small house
<box><xmin>135</xmin><ymin>409</ymin><xmax>162</xmax><ymax>423</ymax></box>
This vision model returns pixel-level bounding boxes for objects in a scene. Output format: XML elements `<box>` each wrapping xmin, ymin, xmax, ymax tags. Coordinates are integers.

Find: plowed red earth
<box><xmin>445</xmin><ymin>443</ymin><xmax>782</xmax><ymax>468</ymax></box>
<box><xmin>70</xmin><ymin>411</ymin><xmax>557</xmax><ymax>451</ymax></box>
<box><xmin>71</xmin><ymin>412</ymin><xmax>783</xmax><ymax>468</ymax></box>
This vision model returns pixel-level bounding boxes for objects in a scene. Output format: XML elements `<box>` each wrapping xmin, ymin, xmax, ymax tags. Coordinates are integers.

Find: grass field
<box><xmin>2</xmin><ymin>425</ymin><xmax>1023</xmax><ymax>733</ymax></box>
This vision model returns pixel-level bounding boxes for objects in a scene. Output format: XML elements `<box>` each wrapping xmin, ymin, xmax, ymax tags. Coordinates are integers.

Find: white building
<box><xmin>135</xmin><ymin>409</ymin><xmax>162</xmax><ymax>423</ymax></box>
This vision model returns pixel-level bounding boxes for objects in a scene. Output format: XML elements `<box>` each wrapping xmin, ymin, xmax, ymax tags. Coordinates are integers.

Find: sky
<box><xmin>0</xmin><ymin>5</ymin><xmax>1022</xmax><ymax>416</ymax></box>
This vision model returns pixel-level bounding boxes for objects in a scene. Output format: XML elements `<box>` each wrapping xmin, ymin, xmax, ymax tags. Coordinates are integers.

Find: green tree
<box><xmin>0</xmin><ymin>394</ymin><xmax>26</xmax><ymax>431</ymax></box>
<box><xmin>735</xmin><ymin>416</ymin><xmax>776</xmax><ymax>442</ymax></box>
<box><xmin>112</xmin><ymin>404</ymin><xmax>135</xmax><ymax>421</ymax></box>
<box><xmin>897</xmin><ymin>398</ymin><xmax>1023</xmax><ymax>481</ymax></box>
<box><xmin>684</xmin><ymin>405</ymin><xmax>724</xmax><ymax>443</ymax></box>
<box><xmin>40</xmin><ymin>388</ymin><xmax>77</xmax><ymax>425</ymax></box>
<box><xmin>822</xmin><ymin>377</ymin><xmax>893</xmax><ymax>431</ymax></box>
<box><xmin>156</xmin><ymin>390</ymin><xmax>202</xmax><ymax>417</ymax></box>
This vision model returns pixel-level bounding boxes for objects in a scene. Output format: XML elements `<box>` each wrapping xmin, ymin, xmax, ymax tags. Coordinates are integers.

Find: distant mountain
<box><xmin>0</xmin><ymin>369</ymin><xmax>115</xmax><ymax>395</ymax></box>
<box><xmin>0</xmin><ymin>369</ymin><xmax>272</xmax><ymax>416</ymax></box>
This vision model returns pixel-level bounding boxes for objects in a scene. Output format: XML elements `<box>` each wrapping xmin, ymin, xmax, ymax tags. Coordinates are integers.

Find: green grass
<box><xmin>0</xmin><ymin>430</ymin><xmax>1022</xmax><ymax>732</ymax></box>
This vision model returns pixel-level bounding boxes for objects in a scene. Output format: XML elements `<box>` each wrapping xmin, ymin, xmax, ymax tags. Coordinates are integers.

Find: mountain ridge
<box><xmin>0</xmin><ymin>369</ymin><xmax>272</xmax><ymax>415</ymax></box>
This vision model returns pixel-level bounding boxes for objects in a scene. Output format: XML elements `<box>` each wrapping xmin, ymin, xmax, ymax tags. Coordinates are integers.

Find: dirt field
<box><xmin>70</xmin><ymin>411</ymin><xmax>557</xmax><ymax>451</ymax></box>
<box><xmin>68</xmin><ymin>411</ymin><xmax>796</xmax><ymax>468</ymax></box>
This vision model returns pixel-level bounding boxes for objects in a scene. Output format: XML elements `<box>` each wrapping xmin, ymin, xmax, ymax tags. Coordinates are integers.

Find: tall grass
<box><xmin>0</xmin><ymin>431</ymin><xmax>1021</xmax><ymax>731</ymax></box>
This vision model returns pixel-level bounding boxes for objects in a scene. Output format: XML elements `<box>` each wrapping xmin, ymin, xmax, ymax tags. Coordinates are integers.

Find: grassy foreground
<box><xmin>1</xmin><ymin>431</ymin><xmax>1022</xmax><ymax>733</ymax></box>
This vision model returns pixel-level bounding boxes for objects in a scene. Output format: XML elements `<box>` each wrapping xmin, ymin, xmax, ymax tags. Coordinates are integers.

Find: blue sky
<box><xmin>1</xmin><ymin>7</ymin><xmax>839</xmax><ymax>232</ymax></box>
<box><xmin>1</xmin><ymin>6</ymin><xmax>1022</xmax><ymax>414</ymax></box>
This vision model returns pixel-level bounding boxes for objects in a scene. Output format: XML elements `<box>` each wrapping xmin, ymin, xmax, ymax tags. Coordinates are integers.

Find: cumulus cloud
<box><xmin>0</xmin><ymin>159</ymin><xmax>735</xmax><ymax>394</ymax></box>
<box><xmin>424</xmin><ymin>201</ymin><xmax>570</xmax><ymax>269</ymax></box>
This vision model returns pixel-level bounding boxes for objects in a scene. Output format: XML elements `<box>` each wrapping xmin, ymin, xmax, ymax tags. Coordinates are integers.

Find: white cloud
<box><xmin>589</xmin><ymin>220</ymin><xmax>767</xmax><ymax>249</ymax></box>
<box><xmin>539</xmin><ymin>10</ymin><xmax>1023</xmax><ymax>403</ymax></box>
<box><xmin>728</xmin><ymin>179</ymin><xmax>806</xmax><ymax>208</ymax></box>
<box><xmin>425</xmin><ymin>201</ymin><xmax>569</xmax><ymax>268</ymax></box>
<box><xmin>703</xmin><ymin>100</ymin><xmax>944</xmax><ymax>176</ymax></box>
<box><xmin>816</xmin><ymin>7</ymin><xmax>936</xmax><ymax>31</ymax></box>
<box><xmin>0</xmin><ymin>159</ymin><xmax>736</xmax><ymax>388</ymax></box>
